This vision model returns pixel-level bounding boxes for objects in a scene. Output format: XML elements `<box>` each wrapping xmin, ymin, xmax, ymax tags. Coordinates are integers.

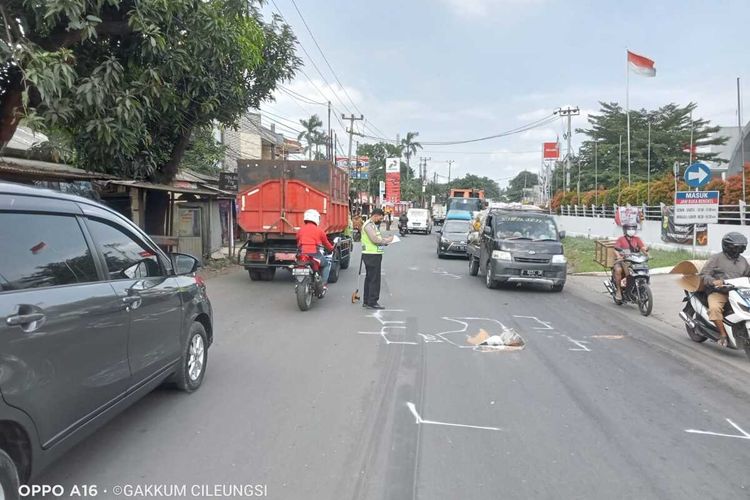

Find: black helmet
<box><xmin>722</xmin><ymin>232</ymin><xmax>747</xmax><ymax>259</ymax></box>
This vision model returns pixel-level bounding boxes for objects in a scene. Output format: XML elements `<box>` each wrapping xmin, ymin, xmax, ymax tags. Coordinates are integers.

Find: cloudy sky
<box><xmin>261</xmin><ymin>0</ymin><xmax>748</xmax><ymax>187</ymax></box>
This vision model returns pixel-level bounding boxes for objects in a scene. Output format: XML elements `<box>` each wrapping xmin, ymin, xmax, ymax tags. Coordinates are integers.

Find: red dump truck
<box><xmin>236</xmin><ymin>159</ymin><xmax>353</xmax><ymax>281</ymax></box>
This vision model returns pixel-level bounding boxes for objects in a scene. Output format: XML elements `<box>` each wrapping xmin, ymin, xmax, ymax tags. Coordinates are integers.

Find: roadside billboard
<box><xmin>336</xmin><ymin>156</ymin><xmax>370</xmax><ymax>179</ymax></box>
<box><xmin>543</xmin><ymin>142</ymin><xmax>560</xmax><ymax>160</ymax></box>
<box><xmin>385</xmin><ymin>157</ymin><xmax>401</xmax><ymax>203</ymax></box>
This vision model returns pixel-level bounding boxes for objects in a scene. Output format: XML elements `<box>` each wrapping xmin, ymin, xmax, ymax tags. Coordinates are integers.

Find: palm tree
<box><xmin>400</xmin><ymin>131</ymin><xmax>422</xmax><ymax>179</ymax></box>
<box><xmin>298</xmin><ymin>114</ymin><xmax>324</xmax><ymax>160</ymax></box>
<box><xmin>312</xmin><ymin>130</ymin><xmax>328</xmax><ymax>160</ymax></box>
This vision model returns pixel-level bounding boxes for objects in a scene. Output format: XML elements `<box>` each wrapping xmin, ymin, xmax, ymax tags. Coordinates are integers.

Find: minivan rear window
<box><xmin>0</xmin><ymin>213</ymin><xmax>99</xmax><ymax>291</ymax></box>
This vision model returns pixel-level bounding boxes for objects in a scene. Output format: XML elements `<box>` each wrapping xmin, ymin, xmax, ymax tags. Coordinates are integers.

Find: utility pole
<box><xmin>342</xmin><ymin>113</ymin><xmax>364</xmax><ymax>177</ymax></box>
<box><xmin>327</xmin><ymin>101</ymin><xmax>332</xmax><ymax>160</ymax></box>
<box><xmin>419</xmin><ymin>157</ymin><xmax>431</xmax><ymax>207</ymax></box>
<box><xmin>555</xmin><ymin>106</ymin><xmax>580</xmax><ymax>192</ymax></box>
<box><xmin>446</xmin><ymin>160</ymin><xmax>455</xmax><ymax>198</ymax></box>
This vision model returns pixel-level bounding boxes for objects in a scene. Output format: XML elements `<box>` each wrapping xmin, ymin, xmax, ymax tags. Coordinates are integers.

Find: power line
<box><xmin>421</xmin><ymin>115</ymin><xmax>558</xmax><ymax>145</ymax></box>
<box><xmin>278</xmin><ymin>85</ymin><xmax>327</xmax><ymax>106</ymax></box>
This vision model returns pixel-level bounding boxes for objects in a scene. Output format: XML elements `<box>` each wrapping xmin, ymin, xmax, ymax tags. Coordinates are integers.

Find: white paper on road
<box><xmin>390</xmin><ymin>235</ymin><xmax>401</xmax><ymax>244</ymax></box>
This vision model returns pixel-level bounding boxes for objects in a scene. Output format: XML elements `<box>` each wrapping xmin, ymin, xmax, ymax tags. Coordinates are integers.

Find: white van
<box><xmin>406</xmin><ymin>208</ymin><xmax>433</xmax><ymax>234</ymax></box>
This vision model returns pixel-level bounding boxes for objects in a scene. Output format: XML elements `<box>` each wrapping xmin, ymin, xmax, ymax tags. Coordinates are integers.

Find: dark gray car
<box><xmin>0</xmin><ymin>183</ymin><xmax>213</xmax><ymax>498</ymax></box>
<box><xmin>436</xmin><ymin>219</ymin><xmax>471</xmax><ymax>258</ymax></box>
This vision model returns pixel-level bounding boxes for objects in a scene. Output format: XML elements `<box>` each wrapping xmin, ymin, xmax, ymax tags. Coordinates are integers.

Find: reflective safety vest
<box><xmin>361</xmin><ymin>220</ymin><xmax>384</xmax><ymax>254</ymax></box>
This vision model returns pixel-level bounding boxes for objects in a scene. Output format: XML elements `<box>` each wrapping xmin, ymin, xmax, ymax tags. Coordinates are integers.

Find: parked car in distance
<box><xmin>467</xmin><ymin>208</ymin><xmax>567</xmax><ymax>291</ymax></box>
<box><xmin>406</xmin><ymin>208</ymin><xmax>432</xmax><ymax>234</ymax></box>
<box><xmin>431</xmin><ymin>203</ymin><xmax>446</xmax><ymax>225</ymax></box>
<box><xmin>0</xmin><ymin>182</ymin><xmax>213</xmax><ymax>495</ymax></box>
<box><xmin>437</xmin><ymin>219</ymin><xmax>472</xmax><ymax>258</ymax></box>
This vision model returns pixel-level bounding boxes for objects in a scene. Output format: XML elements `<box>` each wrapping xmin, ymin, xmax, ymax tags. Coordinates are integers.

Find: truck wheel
<box><xmin>260</xmin><ymin>268</ymin><xmax>276</xmax><ymax>281</ymax></box>
<box><xmin>248</xmin><ymin>269</ymin><xmax>262</xmax><ymax>281</ymax></box>
<box><xmin>485</xmin><ymin>263</ymin><xmax>497</xmax><ymax>289</ymax></box>
<box><xmin>552</xmin><ymin>283</ymin><xmax>565</xmax><ymax>292</ymax></box>
<box><xmin>468</xmin><ymin>257</ymin><xmax>479</xmax><ymax>276</ymax></box>
<box><xmin>340</xmin><ymin>252</ymin><xmax>351</xmax><ymax>269</ymax></box>
<box><xmin>327</xmin><ymin>261</ymin><xmax>340</xmax><ymax>283</ymax></box>
<box><xmin>0</xmin><ymin>448</ymin><xmax>19</xmax><ymax>500</ymax></box>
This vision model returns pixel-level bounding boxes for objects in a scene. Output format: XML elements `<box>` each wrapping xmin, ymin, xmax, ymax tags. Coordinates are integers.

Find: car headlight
<box><xmin>441</xmin><ymin>237</ymin><xmax>449</xmax><ymax>244</ymax></box>
<box><xmin>552</xmin><ymin>254</ymin><xmax>567</xmax><ymax>264</ymax></box>
<box><xmin>492</xmin><ymin>250</ymin><xmax>512</xmax><ymax>261</ymax></box>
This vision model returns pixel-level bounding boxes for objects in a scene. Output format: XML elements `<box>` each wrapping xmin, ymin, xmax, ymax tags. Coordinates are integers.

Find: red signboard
<box><xmin>543</xmin><ymin>142</ymin><xmax>560</xmax><ymax>159</ymax></box>
<box><xmin>385</xmin><ymin>172</ymin><xmax>401</xmax><ymax>203</ymax></box>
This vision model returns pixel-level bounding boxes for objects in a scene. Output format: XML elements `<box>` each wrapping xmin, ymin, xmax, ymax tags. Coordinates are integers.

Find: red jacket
<box><xmin>297</xmin><ymin>222</ymin><xmax>334</xmax><ymax>254</ymax></box>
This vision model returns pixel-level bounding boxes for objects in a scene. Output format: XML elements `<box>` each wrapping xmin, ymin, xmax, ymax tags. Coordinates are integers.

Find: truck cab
<box><xmin>467</xmin><ymin>209</ymin><xmax>567</xmax><ymax>292</ymax></box>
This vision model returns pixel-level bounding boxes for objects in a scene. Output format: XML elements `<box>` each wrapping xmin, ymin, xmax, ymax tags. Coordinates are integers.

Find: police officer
<box><xmin>361</xmin><ymin>208</ymin><xmax>394</xmax><ymax>309</ymax></box>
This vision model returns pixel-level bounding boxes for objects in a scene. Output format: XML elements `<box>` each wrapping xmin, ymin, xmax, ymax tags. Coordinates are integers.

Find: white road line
<box><xmin>563</xmin><ymin>335</ymin><xmax>591</xmax><ymax>352</ymax></box>
<box><xmin>686</xmin><ymin>418</ymin><xmax>750</xmax><ymax>441</ymax></box>
<box><xmin>406</xmin><ymin>402</ymin><xmax>503</xmax><ymax>432</ymax></box>
<box><xmin>513</xmin><ymin>315</ymin><xmax>554</xmax><ymax>330</ymax></box>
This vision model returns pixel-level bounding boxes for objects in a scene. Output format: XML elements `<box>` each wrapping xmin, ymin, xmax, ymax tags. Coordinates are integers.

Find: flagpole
<box><xmin>626</xmin><ymin>50</ymin><xmax>631</xmax><ymax>186</ymax></box>
<box><xmin>647</xmin><ymin>120</ymin><xmax>651</xmax><ymax>205</ymax></box>
<box><xmin>594</xmin><ymin>141</ymin><xmax>598</xmax><ymax>206</ymax></box>
<box><xmin>739</xmin><ymin>77</ymin><xmax>746</xmax><ymax>204</ymax></box>
<box><xmin>618</xmin><ymin>134</ymin><xmax>623</xmax><ymax>206</ymax></box>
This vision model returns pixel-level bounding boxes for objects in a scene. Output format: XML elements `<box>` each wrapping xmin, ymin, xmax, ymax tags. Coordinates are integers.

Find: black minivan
<box><xmin>467</xmin><ymin>208</ymin><xmax>567</xmax><ymax>291</ymax></box>
<box><xmin>0</xmin><ymin>183</ymin><xmax>213</xmax><ymax>497</ymax></box>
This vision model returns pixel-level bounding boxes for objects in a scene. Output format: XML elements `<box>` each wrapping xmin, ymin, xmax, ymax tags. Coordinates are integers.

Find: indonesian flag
<box><xmin>627</xmin><ymin>50</ymin><xmax>656</xmax><ymax>77</ymax></box>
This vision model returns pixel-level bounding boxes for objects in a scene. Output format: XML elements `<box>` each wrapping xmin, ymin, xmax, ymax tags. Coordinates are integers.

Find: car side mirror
<box><xmin>483</xmin><ymin>226</ymin><xmax>492</xmax><ymax>236</ymax></box>
<box><xmin>558</xmin><ymin>230</ymin><xmax>566</xmax><ymax>239</ymax></box>
<box><xmin>172</xmin><ymin>253</ymin><xmax>201</xmax><ymax>275</ymax></box>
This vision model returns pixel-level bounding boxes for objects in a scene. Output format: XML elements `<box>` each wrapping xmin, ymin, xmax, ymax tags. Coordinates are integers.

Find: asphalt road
<box><xmin>38</xmin><ymin>231</ymin><xmax>750</xmax><ymax>500</ymax></box>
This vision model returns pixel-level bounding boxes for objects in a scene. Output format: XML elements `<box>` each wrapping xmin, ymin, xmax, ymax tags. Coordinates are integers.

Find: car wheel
<box><xmin>0</xmin><ymin>449</ymin><xmax>19</xmax><ymax>500</ymax></box>
<box><xmin>260</xmin><ymin>268</ymin><xmax>276</xmax><ymax>281</ymax></box>
<box><xmin>248</xmin><ymin>269</ymin><xmax>262</xmax><ymax>281</ymax></box>
<box><xmin>485</xmin><ymin>262</ymin><xmax>497</xmax><ymax>289</ymax></box>
<box><xmin>174</xmin><ymin>322</ymin><xmax>208</xmax><ymax>392</ymax></box>
<box><xmin>468</xmin><ymin>257</ymin><xmax>479</xmax><ymax>276</ymax></box>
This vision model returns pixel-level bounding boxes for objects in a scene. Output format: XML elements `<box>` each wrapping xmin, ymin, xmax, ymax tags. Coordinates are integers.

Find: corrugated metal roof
<box><xmin>0</xmin><ymin>156</ymin><xmax>114</xmax><ymax>180</ymax></box>
<box><xmin>107</xmin><ymin>180</ymin><xmax>232</xmax><ymax>197</ymax></box>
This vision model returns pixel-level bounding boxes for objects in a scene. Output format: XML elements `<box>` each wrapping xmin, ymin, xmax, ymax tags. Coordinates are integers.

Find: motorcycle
<box><xmin>603</xmin><ymin>252</ymin><xmax>653</xmax><ymax>316</ymax></box>
<box><xmin>291</xmin><ymin>238</ymin><xmax>339</xmax><ymax>311</ymax></box>
<box><xmin>680</xmin><ymin>278</ymin><xmax>750</xmax><ymax>360</ymax></box>
<box><xmin>398</xmin><ymin>220</ymin><xmax>408</xmax><ymax>237</ymax></box>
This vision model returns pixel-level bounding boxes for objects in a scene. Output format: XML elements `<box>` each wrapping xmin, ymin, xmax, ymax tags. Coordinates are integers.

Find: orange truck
<box><xmin>236</xmin><ymin>159</ymin><xmax>353</xmax><ymax>282</ymax></box>
<box><xmin>450</xmin><ymin>188</ymin><xmax>485</xmax><ymax>199</ymax></box>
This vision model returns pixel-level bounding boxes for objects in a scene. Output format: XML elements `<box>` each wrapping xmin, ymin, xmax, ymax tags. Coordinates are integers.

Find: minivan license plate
<box><xmin>521</xmin><ymin>269</ymin><xmax>543</xmax><ymax>277</ymax></box>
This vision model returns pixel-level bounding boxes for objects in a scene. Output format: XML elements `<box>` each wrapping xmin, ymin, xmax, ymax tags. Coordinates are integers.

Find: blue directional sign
<box><xmin>684</xmin><ymin>162</ymin><xmax>712</xmax><ymax>188</ymax></box>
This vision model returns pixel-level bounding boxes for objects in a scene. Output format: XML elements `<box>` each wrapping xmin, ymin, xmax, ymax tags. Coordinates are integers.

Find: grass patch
<box><xmin>563</xmin><ymin>236</ymin><xmax>694</xmax><ymax>274</ymax></box>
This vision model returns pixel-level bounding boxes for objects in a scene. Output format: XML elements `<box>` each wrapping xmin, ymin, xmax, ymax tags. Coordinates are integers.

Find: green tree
<box><xmin>400</xmin><ymin>131</ymin><xmax>421</xmax><ymax>178</ymax></box>
<box><xmin>574</xmin><ymin>102</ymin><xmax>727</xmax><ymax>191</ymax></box>
<box><xmin>298</xmin><ymin>114</ymin><xmax>324</xmax><ymax>160</ymax></box>
<box><xmin>505</xmin><ymin>171</ymin><xmax>538</xmax><ymax>202</ymax></box>
<box><xmin>356</xmin><ymin>141</ymin><xmax>407</xmax><ymax>196</ymax></box>
<box><xmin>1</xmin><ymin>0</ymin><xmax>300</xmax><ymax>181</ymax></box>
<box><xmin>449</xmin><ymin>174</ymin><xmax>501</xmax><ymax>199</ymax></box>
<box><xmin>180</xmin><ymin>126</ymin><xmax>226</xmax><ymax>175</ymax></box>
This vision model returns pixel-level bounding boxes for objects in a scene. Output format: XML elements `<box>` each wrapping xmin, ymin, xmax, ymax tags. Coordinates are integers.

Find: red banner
<box><xmin>543</xmin><ymin>142</ymin><xmax>560</xmax><ymax>159</ymax></box>
<box><xmin>385</xmin><ymin>172</ymin><xmax>400</xmax><ymax>203</ymax></box>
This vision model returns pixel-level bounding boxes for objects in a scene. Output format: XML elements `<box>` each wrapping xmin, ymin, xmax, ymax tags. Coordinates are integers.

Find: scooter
<box><xmin>398</xmin><ymin>220</ymin><xmax>408</xmax><ymax>237</ymax></box>
<box><xmin>680</xmin><ymin>277</ymin><xmax>750</xmax><ymax>361</ymax></box>
<box><xmin>603</xmin><ymin>252</ymin><xmax>653</xmax><ymax>316</ymax></box>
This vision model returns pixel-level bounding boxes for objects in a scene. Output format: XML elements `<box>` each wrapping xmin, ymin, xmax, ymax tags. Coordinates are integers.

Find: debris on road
<box><xmin>468</xmin><ymin>328</ymin><xmax>525</xmax><ymax>351</ymax></box>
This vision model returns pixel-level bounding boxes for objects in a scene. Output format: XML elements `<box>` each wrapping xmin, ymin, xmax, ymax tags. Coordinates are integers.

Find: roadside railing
<box><xmin>557</xmin><ymin>201</ymin><xmax>748</xmax><ymax>225</ymax></box>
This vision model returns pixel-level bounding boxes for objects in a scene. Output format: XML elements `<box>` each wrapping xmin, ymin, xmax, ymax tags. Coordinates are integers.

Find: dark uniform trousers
<box><xmin>363</xmin><ymin>253</ymin><xmax>383</xmax><ymax>306</ymax></box>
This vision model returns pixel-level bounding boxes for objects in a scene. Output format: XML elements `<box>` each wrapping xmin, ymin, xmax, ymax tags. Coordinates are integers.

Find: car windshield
<box><xmin>495</xmin><ymin>215</ymin><xmax>558</xmax><ymax>241</ymax></box>
<box><xmin>443</xmin><ymin>221</ymin><xmax>470</xmax><ymax>233</ymax></box>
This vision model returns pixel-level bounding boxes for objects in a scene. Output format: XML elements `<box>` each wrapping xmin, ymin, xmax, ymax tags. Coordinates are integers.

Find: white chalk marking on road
<box><xmin>513</xmin><ymin>315</ymin><xmax>554</xmax><ymax>330</ymax></box>
<box><xmin>432</xmin><ymin>269</ymin><xmax>462</xmax><ymax>280</ymax></box>
<box><xmin>418</xmin><ymin>333</ymin><xmax>444</xmax><ymax>343</ymax></box>
<box><xmin>434</xmin><ymin>317</ymin><xmax>516</xmax><ymax>349</ymax></box>
<box><xmin>686</xmin><ymin>418</ymin><xmax>750</xmax><ymax>441</ymax></box>
<box><xmin>408</xmin><ymin>266</ymin><xmax>420</xmax><ymax>271</ymax></box>
<box><xmin>406</xmin><ymin>402</ymin><xmax>503</xmax><ymax>432</ymax></box>
<box><xmin>563</xmin><ymin>335</ymin><xmax>591</xmax><ymax>352</ymax></box>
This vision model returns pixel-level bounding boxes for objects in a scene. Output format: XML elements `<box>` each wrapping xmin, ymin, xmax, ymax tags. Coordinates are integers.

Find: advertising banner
<box><xmin>661</xmin><ymin>205</ymin><xmax>708</xmax><ymax>246</ymax></box>
<box><xmin>336</xmin><ymin>156</ymin><xmax>370</xmax><ymax>179</ymax></box>
<box><xmin>614</xmin><ymin>206</ymin><xmax>641</xmax><ymax>226</ymax></box>
<box><xmin>385</xmin><ymin>158</ymin><xmax>401</xmax><ymax>203</ymax></box>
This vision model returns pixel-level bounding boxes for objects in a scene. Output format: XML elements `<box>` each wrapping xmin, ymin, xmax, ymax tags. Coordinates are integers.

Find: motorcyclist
<box><xmin>398</xmin><ymin>212</ymin><xmax>408</xmax><ymax>232</ymax></box>
<box><xmin>699</xmin><ymin>232</ymin><xmax>750</xmax><ymax>347</ymax></box>
<box><xmin>296</xmin><ymin>209</ymin><xmax>335</xmax><ymax>290</ymax></box>
<box><xmin>612</xmin><ymin>223</ymin><xmax>649</xmax><ymax>302</ymax></box>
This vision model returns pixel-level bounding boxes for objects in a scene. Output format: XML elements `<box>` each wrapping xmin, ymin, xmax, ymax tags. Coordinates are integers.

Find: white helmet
<box><xmin>303</xmin><ymin>209</ymin><xmax>321</xmax><ymax>225</ymax></box>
